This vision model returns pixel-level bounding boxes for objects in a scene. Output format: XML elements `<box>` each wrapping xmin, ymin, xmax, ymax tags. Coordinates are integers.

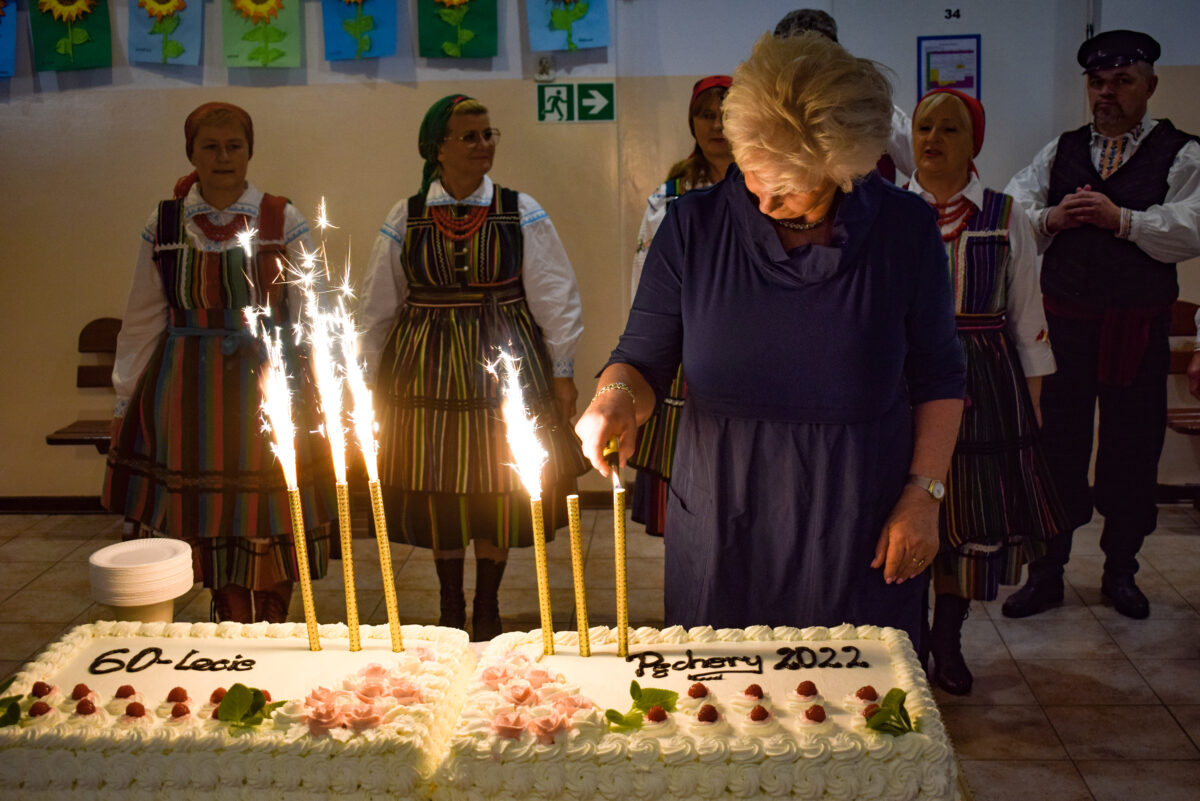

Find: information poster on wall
<box><xmin>30</xmin><ymin>0</ymin><xmax>114</xmax><ymax>72</ymax></box>
<box><xmin>321</xmin><ymin>0</ymin><xmax>397</xmax><ymax>61</ymax></box>
<box><xmin>527</xmin><ymin>0</ymin><xmax>610</xmax><ymax>53</ymax></box>
<box><xmin>917</xmin><ymin>34</ymin><xmax>981</xmax><ymax>99</ymax></box>
<box><xmin>129</xmin><ymin>0</ymin><xmax>204</xmax><ymax>66</ymax></box>
<box><xmin>0</xmin><ymin>1</ymin><xmax>15</xmax><ymax>78</ymax></box>
<box><xmin>223</xmin><ymin>0</ymin><xmax>303</xmax><ymax>68</ymax></box>
<box><xmin>417</xmin><ymin>0</ymin><xmax>497</xmax><ymax>59</ymax></box>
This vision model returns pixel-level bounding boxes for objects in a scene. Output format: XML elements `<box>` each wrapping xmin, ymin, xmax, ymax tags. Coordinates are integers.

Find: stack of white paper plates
<box><xmin>88</xmin><ymin>538</ymin><xmax>194</xmax><ymax>607</ymax></box>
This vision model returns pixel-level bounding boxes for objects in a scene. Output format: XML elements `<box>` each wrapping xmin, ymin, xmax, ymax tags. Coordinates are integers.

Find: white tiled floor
<box><xmin>1</xmin><ymin>505</ymin><xmax>1198</xmax><ymax>800</ymax></box>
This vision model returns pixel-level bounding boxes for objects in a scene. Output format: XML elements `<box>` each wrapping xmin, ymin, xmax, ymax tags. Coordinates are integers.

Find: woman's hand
<box><xmin>553</xmin><ymin>377</ymin><xmax>579</xmax><ymax>425</ymax></box>
<box><xmin>871</xmin><ymin>485</ymin><xmax>941</xmax><ymax>583</ymax></box>
<box><xmin>575</xmin><ymin>385</ymin><xmax>638</xmax><ymax>477</ymax></box>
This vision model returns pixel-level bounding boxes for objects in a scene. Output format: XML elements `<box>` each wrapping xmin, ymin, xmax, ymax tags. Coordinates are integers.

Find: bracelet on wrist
<box><xmin>593</xmin><ymin>381</ymin><xmax>636</xmax><ymax>409</ymax></box>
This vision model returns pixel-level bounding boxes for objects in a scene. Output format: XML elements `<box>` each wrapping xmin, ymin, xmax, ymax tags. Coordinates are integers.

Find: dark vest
<box><xmin>1043</xmin><ymin>119</ymin><xmax>1193</xmax><ymax>308</ymax></box>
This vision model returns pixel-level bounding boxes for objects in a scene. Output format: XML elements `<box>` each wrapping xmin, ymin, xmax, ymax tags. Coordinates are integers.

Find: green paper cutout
<box><xmin>30</xmin><ymin>0</ymin><xmax>113</xmax><ymax>72</ymax></box>
<box><xmin>223</xmin><ymin>0</ymin><xmax>301</xmax><ymax>69</ymax></box>
<box><xmin>341</xmin><ymin>3</ymin><xmax>375</xmax><ymax>59</ymax></box>
<box><xmin>417</xmin><ymin>0</ymin><xmax>497</xmax><ymax>59</ymax></box>
<box><xmin>550</xmin><ymin>1</ymin><xmax>588</xmax><ymax>52</ymax></box>
<box><xmin>150</xmin><ymin>15</ymin><xmax>185</xmax><ymax>64</ymax></box>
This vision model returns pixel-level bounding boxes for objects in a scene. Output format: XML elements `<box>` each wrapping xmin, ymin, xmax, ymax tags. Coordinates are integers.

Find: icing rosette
<box><xmin>479</xmin><ymin>663</ymin><xmax>519</xmax><ymax>691</ymax></box>
<box><xmin>106</xmin><ymin>689</ymin><xmax>147</xmax><ymax>716</ymax></box>
<box><xmin>526</xmin><ymin>709</ymin><xmax>570</xmax><ymax>745</ymax></box>
<box><xmin>305</xmin><ymin>699</ymin><xmax>348</xmax><ymax>737</ymax></box>
<box><xmin>727</xmin><ymin>683</ymin><xmax>772</xmax><ymax>715</ymax></box>
<box><xmin>794</xmin><ymin>703</ymin><xmax>835</xmax><ymax>734</ymax></box>
<box><xmin>638</xmin><ymin>712</ymin><xmax>678</xmax><ymax>738</ymax></box>
<box><xmin>739</xmin><ymin>704</ymin><xmax>782</xmax><ymax>736</ymax></box>
<box><xmin>499</xmin><ymin>679</ymin><xmax>539</xmax><ymax>707</ymax></box>
<box><xmin>345</xmin><ymin>701</ymin><xmax>385</xmax><ymax>733</ymax></box>
<box><xmin>677</xmin><ymin>682</ymin><xmax>715</xmax><ymax>713</ymax></box>
<box><xmin>550</xmin><ymin>692</ymin><xmax>594</xmax><ymax>720</ymax></box>
<box><xmin>387</xmin><ymin>676</ymin><xmax>424</xmax><ymax>705</ymax></box>
<box><xmin>490</xmin><ymin>708</ymin><xmax>530</xmax><ymax>740</ymax></box>
<box><xmin>23</xmin><ymin>681</ymin><xmax>62</xmax><ymax>710</ymax></box>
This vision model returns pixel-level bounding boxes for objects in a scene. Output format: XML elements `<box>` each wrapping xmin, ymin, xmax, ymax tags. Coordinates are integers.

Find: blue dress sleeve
<box><xmin>904</xmin><ymin>219</ymin><xmax>966</xmax><ymax>404</ymax></box>
<box><xmin>604</xmin><ymin>202</ymin><xmax>687</xmax><ymax>407</ymax></box>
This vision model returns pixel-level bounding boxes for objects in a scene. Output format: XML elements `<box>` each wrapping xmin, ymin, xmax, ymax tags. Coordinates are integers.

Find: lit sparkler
<box><xmin>252</xmin><ymin>309</ymin><xmax>321</xmax><ymax>651</ymax></box>
<box><xmin>489</xmin><ymin>351</ymin><xmax>553</xmax><ymax>655</ymax></box>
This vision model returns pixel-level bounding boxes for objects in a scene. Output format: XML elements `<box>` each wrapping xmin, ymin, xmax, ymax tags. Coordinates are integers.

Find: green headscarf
<box><xmin>418</xmin><ymin>93</ymin><xmax>473</xmax><ymax>196</ymax></box>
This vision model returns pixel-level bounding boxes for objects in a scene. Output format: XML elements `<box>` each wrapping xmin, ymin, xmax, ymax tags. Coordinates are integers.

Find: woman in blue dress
<box><xmin>576</xmin><ymin>32</ymin><xmax>966</xmax><ymax>647</ymax></box>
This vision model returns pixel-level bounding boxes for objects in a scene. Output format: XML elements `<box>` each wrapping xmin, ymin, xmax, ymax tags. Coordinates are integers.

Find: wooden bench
<box><xmin>46</xmin><ymin>317</ymin><xmax>121</xmax><ymax>454</ymax></box>
<box><xmin>1167</xmin><ymin>300</ymin><xmax>1200</xmax><ymax>436</ymax></box>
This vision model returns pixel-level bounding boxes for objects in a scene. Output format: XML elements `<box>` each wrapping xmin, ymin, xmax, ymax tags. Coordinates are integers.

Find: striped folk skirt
<box><xmin>103</xmin><ymin>309</ymin><xmax>335</xmax><ymax>589</ymax></box>
<box><xmin>629</xmin><ymin>368</ymin><xmax>686</xmax><ymax>536</ymax></box>
<box><xmin>936</xmin><ymin>324</ymin><xmax>1069</xmax><ymax>601</ymax></box>
<box><xmin>376</xmin><ymin>296</ymin><xmax>588</xmax><ymax>550</ymax></box>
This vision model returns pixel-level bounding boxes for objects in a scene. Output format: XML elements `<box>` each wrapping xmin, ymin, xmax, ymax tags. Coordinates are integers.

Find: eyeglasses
<box><xmin>444</xmin><ymin>128</ymin><xmax>502</xmax><ymax>148</ymax></box>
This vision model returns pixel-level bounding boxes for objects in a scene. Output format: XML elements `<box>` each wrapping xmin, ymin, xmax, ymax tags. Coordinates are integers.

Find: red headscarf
<box><xmin>688</xmin><ymin>75</ymin><xmax>732</xmax><ymax>136</ymax></box>
<box><xmin>915</xmin><ymin>88</ymin><xmax>985</xmax><ymax>156</ymax></box>
<box><xmin>174</xmin><ymin>102</ymin><xmax>255</xmax><ymax>199</ymax></box>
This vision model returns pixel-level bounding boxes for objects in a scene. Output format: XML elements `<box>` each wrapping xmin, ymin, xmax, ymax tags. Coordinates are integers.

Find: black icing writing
<box><xmin>86</xmin><ymin>647</ymin><xmax>255</xmax><ymax>675</ymax></box>
<box><xmin>627</xmin><ymin>649</ymin><xmax>763</xmax><ymax>680</ymax></box>
<box><xmin>772</xmin><ymin>645</ymin><xmax>870</xmax><ymax>670</ymax></box>
<box><xmin>175</xmin><ymin>650</ymin><xmax>255</xmax><ymax>672</ymax></box>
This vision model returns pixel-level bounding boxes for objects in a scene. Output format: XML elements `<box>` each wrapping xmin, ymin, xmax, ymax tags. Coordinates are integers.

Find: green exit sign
<box><xmin>537</xmin><ymin>82</ymin><xmax>615</xmax><ymax>123</ymax></box>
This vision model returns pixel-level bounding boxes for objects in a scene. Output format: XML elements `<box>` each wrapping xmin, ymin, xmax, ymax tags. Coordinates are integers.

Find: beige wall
<box><xmin>4</xmin><ymin>65</ymin><xmax>1200</xmax><ymax>498</ymax></box>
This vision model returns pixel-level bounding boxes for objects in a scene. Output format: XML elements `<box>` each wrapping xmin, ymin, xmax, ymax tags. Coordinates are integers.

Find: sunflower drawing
<box><xmin>433</xmin><ymin>0</ymin><xmax>474</xmax><ymax>58</ymax></box>
<box><xmin>549</xmin><ymin>0</ymin><xmax>589</xmax><ymax>52</ymax></box>
<box><xmin>340</xmin><ymin>0</ymin><xmax>375</xmax><ymax>59</ymax></box>
<box><xmin>232</xmin><ymin>0</ymin><xmax>287</xmax><ymax>67</ymax></box>
<box><xmin>38</xmin><ymin>0</ymin><xmax>97</xmax><ymax>62</ymax></box>
<box><xmin>0</xmin><ymin>1</ymin><xmax>7</xmax><ymax>20</ymax></box>
<box><xmin>138</xmin><ymin>0</ymin><xmax>187</xmax><ymax>63</ymax></box>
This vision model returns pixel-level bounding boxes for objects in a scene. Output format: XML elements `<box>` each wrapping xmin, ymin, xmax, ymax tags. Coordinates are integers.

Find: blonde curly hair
<box><xmin>723</xmin><ymin>31</ymin><xmax>892</xmax><ymax>195</ymax></box>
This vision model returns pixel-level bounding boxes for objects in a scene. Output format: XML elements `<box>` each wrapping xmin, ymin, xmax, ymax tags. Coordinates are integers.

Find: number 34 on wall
<box><xmin>945</xmin><ymin>8</ymin><xmax>962</xmax><ymax>19</ymax></box>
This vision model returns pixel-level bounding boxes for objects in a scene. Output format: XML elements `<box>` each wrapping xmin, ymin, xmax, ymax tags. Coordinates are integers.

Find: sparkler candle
<box><xmin>301</xmin><ymin>270</ymin><xmax>361</xmax><ymax>652</ymax></box>
<box><xmin>490</xmin><ymin>352</ymin><xmax>553</xmax><ymax>655</ymax></box>
<box><xmin>253</xmin><ymin>312</ymin><xmax>321</xmax><ymax>651</ymax></box>
<box><xmin>339</xmin><ymin>302</ymin><xmax>404</xmax><ymax>652</ymax></box>
<box><xmin>566</xmin><ymin>494</ymin><xmax>590</xmax><ymax>656</ymax></box>
<box><xmin>604</xmin><ymin>437</ymin><xmax>629</xmax><ymax>657</ymax></box>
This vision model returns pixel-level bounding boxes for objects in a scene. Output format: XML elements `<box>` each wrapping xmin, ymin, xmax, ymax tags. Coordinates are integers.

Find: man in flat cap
<box><xmin>1003</xmin><ymin>30</ymin><xmax>1200</xmax><ymax>620</ymax></box>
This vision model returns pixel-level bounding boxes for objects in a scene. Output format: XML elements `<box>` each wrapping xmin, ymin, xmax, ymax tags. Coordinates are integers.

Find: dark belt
<box><xmin>955</xmin><ymin>312</ymin><xmax>1006</xmax><ymax>333</ymax></box>
<box><xmin>405</xmin><ymin>281</ymin><xmax>525</xmax><ymax>308</ymax></box>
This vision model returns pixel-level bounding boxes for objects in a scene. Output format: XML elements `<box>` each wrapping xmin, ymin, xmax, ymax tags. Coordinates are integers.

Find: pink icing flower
<box><xmin>480</xmin><ymin>664</ymin><xmax>515</xmax><ymax>691</ymax></box>
<box><xmin>345</xmin><ymin>702</ymin><xmax>384</xmax><ymax>733</ymax></box>
<box><xmin>523</xmin><ymin>668</ymin><xmax>554</xmax><ymax>689</ymax></box>
<box><xmin>527</xmin><ymin>711</ymin><xmax>569</xmax><ymax>745</ymax></box>
<box><xmin>412</xmin><ymin>645</ymin><xmax>437</xmax><ymax>661</ymax></box>
<box><xmin>387</xmin><ymin>678</ymin><xmax>423</xmax><ymax>705</ymax></box>
<box><xmin>305</xmin><ymin>686</ymin><xmax>341</xmax><ymax>707</ymax></box>
<box><xmin>553</xmin><ymin>694</ymin><xmax>594</xmax><ymax>717</ymax></box>
<box><xmin>357</xmin><ymin>663</ymin><xmax>390</xmax><ymax>680</ymax></box>
<box><xmin>490</xmin><ymin>709</ymin><xmax>529</xmax><ymax>740</ymax></box>
<box><xmin>354</xmin><ymin>679</ymin><xmax>390</xmax><ymax>702</ymax></box>
<box><xmin>305</xmin><ymin>702</ymin><xmax>346</xmax><ymax>737</ymax></box>
<box><xmin>500</xmin><ymin>679</ymin><xmax>538</xmax><ymax>707</ymax></box>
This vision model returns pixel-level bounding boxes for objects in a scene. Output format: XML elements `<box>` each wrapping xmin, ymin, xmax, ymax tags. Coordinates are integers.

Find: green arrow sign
<box><xmin>536</xmin><ymin>82</ymin><xmax>615</xmax><ymax>123</ymax></box>
<box><xmin>577</xmin><ymin>83</ymin><xmax>615</xmax><ymax>121</ymax></box>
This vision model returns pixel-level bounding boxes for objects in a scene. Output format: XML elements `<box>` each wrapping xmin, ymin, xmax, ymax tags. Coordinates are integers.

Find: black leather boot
<box><xmin>1001</xmin><ymin>569</ymin><xmax>1064</xmax><ymax>618</ymax></box>
<box><xmin>472</xmin><ymin>558</ymin><xmax>507</xmax><ymax>642</ymax></box>
<box><xmin>930</xmin><ymin>593</ymin><xmax>973</xmax><ymax>695</ymax></box>
<box><xmin>434</xmin><ymin>558</ymin><xmax>466</xmax><ymax>630</ymax></box>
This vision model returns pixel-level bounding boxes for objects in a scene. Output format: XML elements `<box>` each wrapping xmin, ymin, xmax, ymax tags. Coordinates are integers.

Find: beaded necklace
<box><xmin>931</xmin><ymin>195</ymin><xmax>976</xmax><ymax>242</ymax></box>
<box><xmin>192</xmin><ymin>212</ymin><xmax>251</xmax><ymax>242</ymax></box>
<box><xmin>430</xmin><ymin>204</ymin><xmax>489</xmax><ymax>241</ymax></box>
<box><xmin>773</xmin><ymin>214</ymin><xmax>828</xmax><ymax>231</ymax></box>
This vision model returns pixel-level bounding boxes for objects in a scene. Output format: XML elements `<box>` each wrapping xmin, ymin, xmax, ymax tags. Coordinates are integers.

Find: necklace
<box><xmin>931</xmin><ymin>195</ymin><xmax>975</xmax><ymax>242</ymax></box>
<box><xmin>192</xmin><ymin>212</ymin><xmax>250</xmax><ymax>242</ymax></box>
<box><xmin>430</xmin><ymin>204</ymin><xmax>489</xmax><ymax>241</ymax></box>
<box><xmin>773</xmin><ymin>214</ymin><xmax>828</xmax><ymax>231</ymax></box>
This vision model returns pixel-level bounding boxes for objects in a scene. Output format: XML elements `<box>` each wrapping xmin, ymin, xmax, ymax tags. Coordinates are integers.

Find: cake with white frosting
<box><xmin>435</xmin><ymin>624</ymin><xmax>956</xmax><ymax>801</ymax></box>
<box><xmin>0</xmin><ymin>620</ymin><xmax>474</xmax><ymax>799</ymax></box>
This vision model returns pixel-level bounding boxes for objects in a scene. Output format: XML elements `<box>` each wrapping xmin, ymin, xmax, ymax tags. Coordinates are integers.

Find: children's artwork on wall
<box><xmin>0</xmin><ymin>1</ymin><xmax>16</xmax><ymax>78</ymax></box>
<box><xmin>29</xmin><ymin>0</ymin><xmax>114</xmax><ymax>72</ymax></box>
<box><xmin>129</xmin><ymin>0</ymin><xmax>203</xmax><ymax>66</ymax></box>
<box><xmin>527</xmin><ymin>0</ymin><xmax>608</xmax><ymax>53</ymax></box>
<box><xmin>322</xmin><ymin>0</ymin><xmax>396</xmax><ymax>61</ymax></box>
<box><xmin>223</xmin><ymin>0</ymin><xmax>302</xmax><ymax>68</ymax></box>
<box><xmin>417</xmin><ymin>0</ymin><xmax>497</xmax><ymax>59</ymax></box>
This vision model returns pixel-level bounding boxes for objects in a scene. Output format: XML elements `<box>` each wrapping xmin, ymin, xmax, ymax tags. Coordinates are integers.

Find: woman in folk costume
<box><xmin>628</xmin><ymin>75</ymin><xmax>733</xmax><ymax>538</ymax></box>
<box><xmin>103</xmin><ymin>102</ymin><xmax>336</xmax><ymax>624</ymax></box>
<box><xmin>907</xmin><ymin>89</ymin><xmax>1069</xmax><ymax>694</ymax></box>
<box><xmin>361</xmin><ymin>95</ymin><xmax>587</xmax><ymax>641</ymax></box>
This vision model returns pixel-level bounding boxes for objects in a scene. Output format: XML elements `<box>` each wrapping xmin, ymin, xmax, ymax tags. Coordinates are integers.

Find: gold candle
<box><xmin>566</xmin><ymin>494</ymin><xmax>590</xmax><ymax>656</ymax></box>
<box><xmin>531</xmin><ymin>497</ymin><xmax>555</xmax><ymax>655</ymax></box>
<box><xmin>335</xmin><ymin>482</ymin><xmax>361</xmax><ymax>651</ymax></box>
<box><xmin>613</xmin><ymin>485</ymin><xmax>629</xmax><ymax>657</ymax></box>
<box><xmin>287</xmin><ymin>487</ymin><xmax>321</xmax><ymax>651</ymax></box>
<box><xmin>368</xmin><ymin>479</ymin><xmax>404</xmax><ymax>652</ymax></box>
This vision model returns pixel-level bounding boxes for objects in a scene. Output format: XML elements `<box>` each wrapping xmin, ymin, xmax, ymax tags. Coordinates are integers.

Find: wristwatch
<box><xmin>908</xmin><ymin>474</ymin><xmax>946</xmax><ymax>501</ymax></box>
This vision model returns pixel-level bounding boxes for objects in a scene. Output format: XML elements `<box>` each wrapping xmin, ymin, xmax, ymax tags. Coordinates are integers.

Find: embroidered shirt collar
<box><xmin>426</xmin><ymin>175</ymin><xmax>494</xmax><ymax>208</ymax></box>
<box><xmin>1089</xmin><ymin>113</ymin><xmax>1152</xmax><ymax>147</ymax></box>
<box><xmin>909</xmin><ymin>171</ymin><xmax>984</xmax><ymax>210</ymax></box>
<box><xmin>184</xmin><ymin>183</ymin><xmax>263</xmax><ymax>220</ymax></box>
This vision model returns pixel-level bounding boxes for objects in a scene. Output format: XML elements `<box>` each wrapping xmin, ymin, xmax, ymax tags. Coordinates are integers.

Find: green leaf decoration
<box><xmin>442</xmin><ymin>41</ymin><xmax>461</xmax><ymax>58</ymax></box>
<box><xmin>604</xmin><ymin>680</ymin><xmax>678</xmax><ymax>732</ymax></box>
<box><xmin>550</xmin><ymin>8</ymin><xmax>571</xmax><ymax>31</ymax></box>
<box><xmin>262</xmin><ymin>26</ymin><xmax>287</xmax><ymax>43</ymax></box>
<box><xmin>163</xmin><ymin>40</ymin><xmax>186</xmax><ymax>59</ymax></box>
<box><xmin>438</xmin><ymin>6</ymin><xmax>468</xmax><ymax>27</ymax></box>
<box><xmin>603</xmin><ymin>708</ymin><xmax>644</xmax><ymax>732</ymax></box>
<box><xmin>243</xmin><ymin>27</ymin><xmax>266</xmax><ymax>43</ymax></box>
<box><xmin>56</xmin><ymin>38</ymin><xmax>71</xmax><ymax>56</ymax></box>
<box><xmin>360</xmin><ymin>34</ymin><xmax>371</xmax><ymax>53</ymax></box>
<box><xmin>153</xmin><ymin>15</ymin><xmax>181</xmax><ymax>35</ymax></box>
<box><xmin>864</xmin><ymin>688</ymin><xmax>917</xmax><ymax>736</ymax></box>
<box><xmin>71</xmin><ymin>27</ymin><xmax>90</xmax><ymax>45</ymax></box>
<box><xmin>0</xmin><ymin>677</ymin><xmax>14</xmax><ymax>695</ymax></box>
<box><xmin>216</xmin><ymin>683</ymin><xmax>283</xmax><ymax>728</ymax></box>
<box><xmin>458</xmin><ymin>27</ymin><xmax>475</xmax><ymax>45</ymax></box>
<box><xmin>0</xmin><ymin>678</ymin><xmax>22</xmax><ymax>728</ymax></box>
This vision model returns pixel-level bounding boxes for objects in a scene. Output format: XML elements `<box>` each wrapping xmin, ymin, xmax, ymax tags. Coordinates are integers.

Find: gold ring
<box><xmin>913</xmin><ymin>557</ymin><xmax>926</xmax><ymax>566</ymax></box>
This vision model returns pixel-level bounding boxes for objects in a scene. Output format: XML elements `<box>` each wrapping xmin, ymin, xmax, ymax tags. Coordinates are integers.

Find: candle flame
<box><xmin>254</xmin><ymin>311</ymin><xmax>299</xmax><ymax>490</ymax></box>
<box><xmin>489</xmin><ymin>351</ymin><xmax>547</xmax><ymax>502</ymax></box>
